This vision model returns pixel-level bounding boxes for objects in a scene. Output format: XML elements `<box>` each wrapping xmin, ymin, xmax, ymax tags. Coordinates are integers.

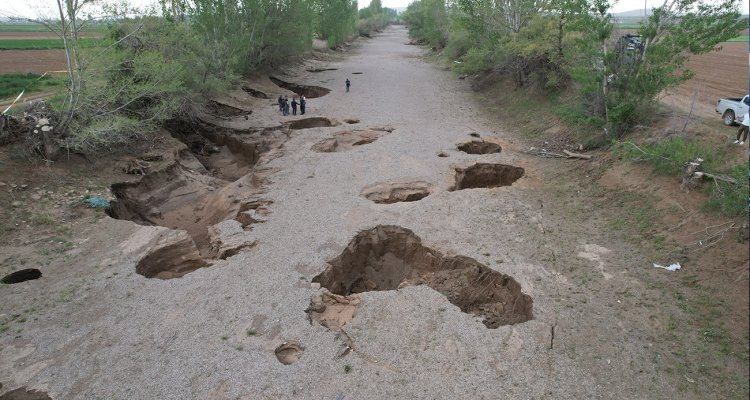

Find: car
<box><xmin>715</xmin><ymin>95</ymin><xmax>749</xmax><ymax>125</ymax></box>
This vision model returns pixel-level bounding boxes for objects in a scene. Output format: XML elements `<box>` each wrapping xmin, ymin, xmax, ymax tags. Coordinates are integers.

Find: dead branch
<box><xmin>563</xmin><ymin>150</ymin><xmax>592</xmax><ymax>160</ymax></box>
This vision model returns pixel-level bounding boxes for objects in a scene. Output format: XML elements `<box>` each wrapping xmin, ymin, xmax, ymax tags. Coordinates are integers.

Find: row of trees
<box><xmin>35</xmin><ymin>0</ymin><xmax>397</xmax><ymax>155</ymax></box>
<box><xmin>402</xmin><ymin>0</ymin><xmax>744</xmax><ymax>137</ymax></box>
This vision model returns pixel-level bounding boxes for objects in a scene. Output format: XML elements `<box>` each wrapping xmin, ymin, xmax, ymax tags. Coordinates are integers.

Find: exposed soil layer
<box><xmin>205</xmin><ymin>101</ymin><xmax>251</xmax><ymax>118</ymax></box>
<box><xmin>107</xmin><ymin>121</ymin><xmax>284</xmax><ymax>277</ymax></box>
<box><xmin>306</xmin><ymin>291</ymin><xmax>361</xmax><ymax>330</ymax></box>
<box><xmin>241</xmin><ymin>86</ymin><xmax>268</xmax><ymax>99</ymax></box>
<box><xmin>344</xmin><ymin>119</ymin><xmax>360</xmax><ymax>124</ymax></box>
<box><xmin>269</xmin><ymin>77</ymin><xmax>330</xmax><ymax>98</ymax></box>
<box><xmin>0</xmin><ymin>387</ymin><xmax>52</xmax><ymax>400</ymax></box>
<box><xmin>1</xmin><ymin>268</ymin><xmax>42</xmax><ymax>284</ymax></box>
<box><xmin>360</xmin><ymin>181</ymin><xmax>432</xmax><ymax>204</ymax></box>
<box><xmin>312</xmin><ymin>225</ymin><xmax>533</xmax><ymax>328</ymax></box>
<box><xmin>311</xmin><ymin>129</ymin><xmax>388</xmax><ymax>152</ymax></box>
<box><xmin>351</xmin><ymin>72</ymin><xmax>363</xmax><ymax>75</ymax></box>
<box><xmin>457</xmin><ymin>141</ymin><xmax>501</xmax><ymax>154</ymax></box>
<box><xmin>275</xmin><ymin>342</ymin><xmax>304</xmax><ymax>365</ymax></box>
<box><xmin>451</xmin><ymin>163</ymin><xmax>524</xmax><ymax>191</ymax></box>
<box><xmin>469</xmin><ymin>133</ymin><xmax>481</xmax><ymax>138</ymax></box>
<box><xmin>284</xmin><ymin>117</ymin><xmax>339</xmax><ymax>130</ymax></box>
<box><xmin>437</xmin><ymin>152</ymin><xmax>449</xmax><ymax>157</ymax></box>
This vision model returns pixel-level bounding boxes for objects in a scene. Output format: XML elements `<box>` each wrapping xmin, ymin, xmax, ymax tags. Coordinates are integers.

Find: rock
<box><xmin>11</xmin><ymin>201</ymin><xmax>22</xmax><ymax>207</ymax></box>
<box><xmin>208</xmin><ymin>219</ymin><xmax>256</xmax><ymax>259</ymax></box>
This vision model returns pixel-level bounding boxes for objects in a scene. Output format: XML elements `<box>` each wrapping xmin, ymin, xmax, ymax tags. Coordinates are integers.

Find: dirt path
<box><xmin>0</xmin><ymin>26</ymin><xmax>747</xmax><ymax>399</ymax></box>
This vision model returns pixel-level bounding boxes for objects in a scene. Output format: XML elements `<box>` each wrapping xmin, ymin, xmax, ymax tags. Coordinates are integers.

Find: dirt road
<box><xmin>0</xmin><ymin>26</ymin><xmax>746</xmax><ymax>399</ymax></box>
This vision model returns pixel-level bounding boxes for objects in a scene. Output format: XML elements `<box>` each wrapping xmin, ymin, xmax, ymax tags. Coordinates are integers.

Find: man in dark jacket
<box><xmin>345</xmin><ymin>78</ymin><xmax>351</xmax><ymax>92</ymax></box>
<box><xmin>291</xmin><ymin>97</ymin><xmax>298</xmax><ymax>115</ymax></box>
<box><xmin>299</xmin><ymin>96</ymin><xmax>306</xmax><ymax>115</ymax></box>
<box><xmin>277</xmin><ymin>95</ymin><xmax>283</xmax><ymax>113</ymax></box>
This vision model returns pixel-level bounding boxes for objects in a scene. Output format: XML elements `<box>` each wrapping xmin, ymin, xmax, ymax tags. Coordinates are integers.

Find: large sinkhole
<box><xmin>312</xmin><ymin>225</ymin><xmax>533</xmax><ymax>328</ymax></box>
<box><xmin>457</xmin><ymin>141</ymin><xmax>501</xmax><ymax>154</ymax></box>
<box><xmin>106</xmin><ymin>120</ymin><xmax>280</xmax><ymax>278</ymax></box>
<box><xmin>451</xmin><ymin>163</ymin><xmax>524</xmax><ymax>191</ymax></box>
<box><xmin>284</xmin><ymin>117</ymin><xmax>338</xmax><ymax>130</ymax></box>
<box><xmin>270</xmin><ymin>77</ymin><xmax>330</xmax><ymax>98</ymax></box>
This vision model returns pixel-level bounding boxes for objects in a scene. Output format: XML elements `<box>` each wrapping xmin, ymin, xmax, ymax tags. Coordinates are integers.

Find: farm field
<box><xmin>661</xmin><ymin>42</ymin><xmax>748</xmax><ymax>120</ymax></box>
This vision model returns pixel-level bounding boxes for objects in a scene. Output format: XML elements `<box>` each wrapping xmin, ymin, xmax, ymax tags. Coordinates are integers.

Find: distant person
<box><xmin>734</xmin><ymin>111</ymin><xmax>749</xmax><ymax>145</ymax></box>
<box><xmin>291</xmin><ymin>97</ymin><xmax>298</xmax><ymax>115</ymax></box>
<box><xmin>277</xmin><ymin>95</ymin><xmax>283</xmax><ymax>113</ymax></box>
<box><xmin>300</xmin><ymin>96</ymin><xmax>306</xmax><ymax>115</ymax></box>
<box><xmin>283</xmin><ymin>96</ymin><xmax>290</xmax><ymax>116</ymax></box>
<box><xmin>345</xmin><ymin>78</ymin><xmax>351</xmax><ymax>92</ymax></box>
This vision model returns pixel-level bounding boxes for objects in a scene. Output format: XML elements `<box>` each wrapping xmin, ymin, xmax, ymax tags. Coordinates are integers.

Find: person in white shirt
<box><xmin>734</xmin><ymin>111</ymin><xmax>749</xmax><ymax>145</ymax></box>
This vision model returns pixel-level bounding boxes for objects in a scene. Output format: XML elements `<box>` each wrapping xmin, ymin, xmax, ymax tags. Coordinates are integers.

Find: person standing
<box><xmin>300</xmin><ymin>96</ymin><xmax>306</xmax><ymax>115</ymax></box>
<box><xmin>277</xmin><ymin>95</ymin><xmax>283</xmax><ymax>113</ymax></box>
<box><xmin>291</xmin><ymin>97</ymin><xmax>298</xmax><ymax>116</ymax></box>
<box><xmin>345</xmin><ymin>78</ymin><xmax>351</xmax><ymax>92</ymax></box>
<box><xmin>283</xmin><ymin>96</ymin><xmax>290</xmax><ymax>116</ymax></box>
<box><xmin>734</xmin><ymin>111</ymin><xmax>749</xmax><ymax>145</ymax></box>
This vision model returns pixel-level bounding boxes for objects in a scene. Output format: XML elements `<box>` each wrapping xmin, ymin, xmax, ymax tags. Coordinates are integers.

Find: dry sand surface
<box><xmin>0</xmin><ymin>26</ymin><xmax>747</xmax><ymax>399</ymax></box>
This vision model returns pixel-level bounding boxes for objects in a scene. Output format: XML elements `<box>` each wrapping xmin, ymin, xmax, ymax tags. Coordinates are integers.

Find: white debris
<box><xmin>653</xmin><ymin>262</ymin><xmax>681</xmax><ymax>271</ymax></box>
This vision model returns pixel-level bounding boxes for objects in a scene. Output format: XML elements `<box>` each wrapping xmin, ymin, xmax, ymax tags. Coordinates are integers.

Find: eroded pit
<box><xmin>451</xmin><ymin>163</ymin><xmax>524</xmax><ymax>191</ymax></box>
<box><xmin>311</xmin><ymin>128</ymin><xmax>393</xmax><ymax>153</ymax></box>
<box><xmin>205</xmin><ymin>101</ymin><xmax>251</xmax><ymax>118</ymax></box>
<box><xmin>107</xmin><ymin>120</ymin><xmax>283</xmax><ymax>278</ymax></box>
<box><xmin>275</xmin><ymin>342</ymin><xmax>304</xmax><ymax>365</ymax></box>
<box><xmin>361</xmin><ymin>181</ymin><xmax>431</xmax><ymax>204</ymax></box>
<box><xmin>241</xmin><ymin>86</ymin><xmax>268</xmax><ymax>99</ymax></box>
<box><xmin>1</xmin><ymin>268</ymin><xmax>42</xmax><ymax>284</ymax></box>
<box><xmin>306</xmin><ymin>68</ymin><xmax>337</xmax><ymax>73</ymax></box>
<box><xmin>312</xmin><ymin>225</ymin><xmax>533</xmax><ymax>328</ymax></box>
<box><xmin>270</xmin><ymin>76</ymin><xmax>330</xmax><ymax>98</ymax></box>
<box><xmin>457</xmin><ymin>141</ymin><xmax>501</xmax><ymax>154</ymax></box>
<box><xmin>284</xmin><ymin>117</ymin><xmax>338</xmax><ymax>130</ymax></box>
<box><xmin>0</xmin><ymin>387</ymin><xmax>52</xmax><ymax>400</ymax></box>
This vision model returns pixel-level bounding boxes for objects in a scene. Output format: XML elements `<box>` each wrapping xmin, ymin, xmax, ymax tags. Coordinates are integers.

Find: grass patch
<box><xmin>344</xmin><ymin>364</ymin><xmax>353</xmax><ymax>373</ymax></box>
<box><xmin>30</xmin><ymin>212</ymin><xmax>57</xmax><ymax>226</ymax></box>
<box><xmin>246</xmin><ymin>329</ymin><xmax>257</xmax><ymax>336</ymax></box>
<box><xmin>0</xmin><ymin>38</ymin><xmax>103</xmax><ymax>50</ymax></box>
<box><xmin>0</xmin><ymin>73</ymin><xmax>66</xmax><ymax>99</ymax></box>
<box><xmin>726</xmin><ymin>35</ymin><xmax>749</xmax><ymax>43</ymax></box>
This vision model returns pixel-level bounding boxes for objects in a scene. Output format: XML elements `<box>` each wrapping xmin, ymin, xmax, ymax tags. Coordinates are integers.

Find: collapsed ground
<box><xmin>0</xmin><ymin>26</ymin><xmax>747</xmax><ymax>399</ymax></box>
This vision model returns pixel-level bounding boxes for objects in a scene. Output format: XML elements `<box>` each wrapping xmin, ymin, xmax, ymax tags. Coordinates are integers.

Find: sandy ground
<box><xmin>0</xmin><ymin>26</ymin><xmax>747</xmax><ymax>399</ymax></box>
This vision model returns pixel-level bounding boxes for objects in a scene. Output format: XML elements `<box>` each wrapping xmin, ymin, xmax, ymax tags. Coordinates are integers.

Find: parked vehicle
<box><xmin>715</xmin><ymin>95</ymin><xmax>749</xmax><ymax>125</ymax></box>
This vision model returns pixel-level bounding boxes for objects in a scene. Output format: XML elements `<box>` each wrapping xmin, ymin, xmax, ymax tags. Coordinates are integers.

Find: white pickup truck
<box><xmin>716</xmin><ymin>95</ymin><xmax>749</xmax><ymax>125</ymax></box>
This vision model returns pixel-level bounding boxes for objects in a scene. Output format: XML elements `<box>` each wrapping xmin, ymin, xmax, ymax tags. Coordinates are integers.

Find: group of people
<box><xmin>277</xmin><ymin>95</ymin><xmax>306</xmax><ymax>116</ymax></box>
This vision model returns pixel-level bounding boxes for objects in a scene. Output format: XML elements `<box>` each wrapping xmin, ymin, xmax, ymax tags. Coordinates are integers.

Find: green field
<box><xmin>0</xmin><ymin>23</ymin><xmax>50</xmax><ymax>32</ymax></box>
<box><xmin>726</xmin><ymin>34</ymin><xmax>749</xmax><ymax>42</ymax></box>
<box><xmin>0</xmin><ymin>73</ymin><xmax>65</xmax><ymax>99</ymax></box>
<box><xmin>0</xmin><ymin>38</ymin><xmax>104</xmax><ymax>50</ymax></box>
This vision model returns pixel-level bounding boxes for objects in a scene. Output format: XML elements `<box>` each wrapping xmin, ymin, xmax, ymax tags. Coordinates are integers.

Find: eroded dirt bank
<box><xmin>0</xmin><ymin>26</ymin><xmax>747</xmax><ymax>399</ymax></box>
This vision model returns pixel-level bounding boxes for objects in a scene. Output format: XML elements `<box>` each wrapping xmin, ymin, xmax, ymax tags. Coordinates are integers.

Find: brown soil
<box><xmin>312</xmin><ymin>225</ymin><xmax>534</xmax><ymax>328</ymax></box>
<box><xmin>0</xmin><ymin>50</ymin><xmax>67</xmax><ymax>74</ymax></box>
<box><xmin>661</xmin><ymin>42</ymin><xmax>748</xmax><ymax>120</ymax></box>
<box><xmin>450</xmin><ymin>163</ymin><xmax>525</xmax><ymax>190</ymax></box>
<box><xmin>360</xmin><ymin>181</ymin><xmax>432</xmax><ymax>204</ymax></box>
<box><xmin>457</xmin><ymin>140</ymin><xmax>502</xmax><ymax>154</ymax></box>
